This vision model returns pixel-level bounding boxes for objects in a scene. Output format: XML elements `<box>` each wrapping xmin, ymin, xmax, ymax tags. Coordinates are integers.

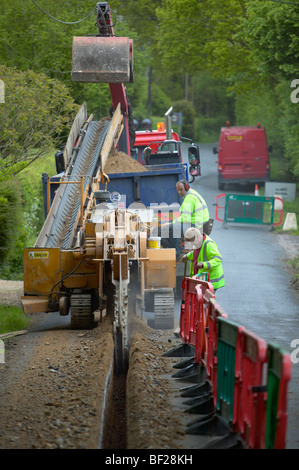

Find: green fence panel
<box><xmin>265</xmin><ymin>343</ymin><xmax>292</xmax><ymax>449</ymax></box>
<box><xmin>224</xmin><ymin>194</ymin><xmax>275</xmax><ymax>225</ymax></box>
<box><xmin>216</xmin><ymin>317</ymin><xmax>241</xmax><ymax>424</ymax></box>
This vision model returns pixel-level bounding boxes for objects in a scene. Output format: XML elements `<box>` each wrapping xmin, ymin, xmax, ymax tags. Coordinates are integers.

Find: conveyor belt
<box><xmin>35</xmin><ymin>119</ymin><xmax>110</xmax><ymax>249</ymax></box>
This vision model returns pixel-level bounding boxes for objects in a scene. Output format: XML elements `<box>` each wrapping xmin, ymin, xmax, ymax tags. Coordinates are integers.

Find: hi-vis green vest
<box><xmin>174</xmin><ymin>189</ymin><xmax>209</xmax><ymax>229</ymax></box>
<box><xmin>186</xmin><ymin>235</ymin><xmax>225</xmax><ymax>290</ymax></box>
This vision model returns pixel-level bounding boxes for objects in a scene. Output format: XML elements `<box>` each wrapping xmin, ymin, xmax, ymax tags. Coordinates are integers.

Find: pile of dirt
<box><xmin>105</xmin><ymin>151</ymin><xmax>147</xmax><ymax>174</ymax></box>
<box><xmin>126</xmin><ymin>331</ymin><xmax>185</xmax><ymax>449</ymax></box>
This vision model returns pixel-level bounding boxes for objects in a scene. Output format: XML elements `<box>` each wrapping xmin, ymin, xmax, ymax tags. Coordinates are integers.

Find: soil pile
<box><xmin>105</xmin><ymin>151</ymin><xmax>147</xmax><ymax>174</ymax></box>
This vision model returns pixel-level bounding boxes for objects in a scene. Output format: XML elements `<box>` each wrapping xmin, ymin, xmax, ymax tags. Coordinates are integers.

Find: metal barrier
<box><xmin>215</xmin><ymin>193</ymin><xmax>284</xmax><ymax>227</ymax></box>
<box><xmin>265</xmin><ymin>343</ymin><xmax>292</xmax><ymax>449</ymax></box>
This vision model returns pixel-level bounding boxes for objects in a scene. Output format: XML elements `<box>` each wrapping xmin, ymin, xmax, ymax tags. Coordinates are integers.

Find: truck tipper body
<box><xmin>44</xmin><ymin>162</ymin><xmax>187</xmax><ymax>213</ymax></box>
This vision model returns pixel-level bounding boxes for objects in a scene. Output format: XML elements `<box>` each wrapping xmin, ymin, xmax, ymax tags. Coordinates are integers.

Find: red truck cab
<box><xmin>132</xmin><ymin>122</ymin><xmax>183</xmax><ymax>165</ymax></box>
<box><xmin>214</xmin><ymin>123</ymin><xmax>271</xmax><ymax>189</ymax></box>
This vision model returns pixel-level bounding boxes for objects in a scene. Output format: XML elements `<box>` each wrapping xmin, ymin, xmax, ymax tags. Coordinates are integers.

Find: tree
<box><xmin>0</xmin><ymin>65</ymin><xmax>78</xmax><ymax>175</ymax></box>
<box><xmin>0</xmin><ymin>1</ymin><xmax>95</xmax><ymax>81</ymax></box>
<box><xmin>155</xmin><ymin>0</ymin><xmax>299</xmax><ymax>179</ymax></box>
<box><xmin>173</xmin><ymin>99</ymin><xmax>195</xmax><ymax>141</ymax></box>
<box><xmin>242</xmin><ymin>1</ymin><xmax>299</xmax><ymax>80</ymax></box>
<box><xmin>156</xmin><ymin>0</ymin><xmax>250</xmax><ymax>79</ymax></box>
<box><xmin>0</xmin><ymin>1</ymin><xmax>109</xmax><ymax>114</ymax></box>
<box><xmin>0</xmin><ymin>1</ymin><xmax>150</xmax><ymax>119</ymax></box>
<box><xmin>238</xmin><ymin>2</ymin><xmax>299</xmax><ymax>178</ymax></box>
<box><xmin>0</xmin><ymin>177</ymin><xmax>23</xmax><ymax>271</ymax></box>
<box><xmin>0</xmin><ymin>65</ymin><xmax>78</xmax><ymax>273</ymax></box>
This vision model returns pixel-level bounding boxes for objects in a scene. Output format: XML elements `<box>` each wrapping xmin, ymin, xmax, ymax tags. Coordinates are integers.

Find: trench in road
<box><xmin>99</xmin><ymin>300</ymin><xmax>177</xmax><ymax>449</ymax></box>
<box><xmin>99</xmin><ymin>315</ymin><xmax>176</xmax><ymax>450</ymax></box>
<box><xmin>101</xmin><ymin>370</ymin><xmax>127</xmax><ymax>449</ymax></box>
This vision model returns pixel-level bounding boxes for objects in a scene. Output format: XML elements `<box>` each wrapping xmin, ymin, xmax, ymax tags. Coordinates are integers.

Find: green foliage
<box><xmin>0</xmin><ymin>1</ymin><xmax>151</xmax><ymax>119</ymax></box>
<box><xmin>150</xmin><ymin>83</ymin><xmax>172</xmax><ymax>116</ymax></box>
<box><xmin>156</xmin><ymin>0</ymin><xmax>250</xmax><ymax>78</ymax></box>
<box><xmin>173</xmin><ymin>100</ymin><xmax>196</xmax><ymax>141</ymax></box>
<box><xmin>194</xmin><ymin>116</ymin><xmax>222</xmax><ymax>143</ymax></box>
<box><xmin>269</xmin><ymin>157</ymin><xmax>291</xmax><ymax>183</ymax></box>
<box><xmin>0</xmin><ymin>178</ymin><xmax>23</xmax><ymax>267</ymax></box>
<box><xmin>156</xmin><ymin>0</ymin><xmax>207</xmax><ymax>73</ymax></box>
<box><xmin>0</xmin><ymin>1</ymin><xmax>96</xmax><ymax>97</ymax></box>
<box><xmin>19</xmin><ymin>148</ymin><xmax>57</xmax><ymax>235</ymax></box>
<box><xmin>0</xmin><ymin>65</ymin><xmax>79</xmax><ymax>168</ymax></box>
<box><xmin>190</xmin><ymin>72</ymin><xmax>235</xmax><ymax>142</ymax></box>
<box><xmin>288</xmin><ymin>255</ymin><xmax>299</xmax><ymax>290</ymax></box>
<box><xmin>235</xmin><ymin>81</ymin><xmax>299</xmax><ymax>181</ymax></box>
<box><xmin>112</xmin><ymin>0</ymin><xmax>162</xmax><ymax>48</ymax></box>
<box><xmin>275</xmin><ymin>80</ymin><xmax>299</xmax><ymax>178</ymax></box>
<box><xmin>0</xmin><ymin>305</ymin><xmax>30</xmax><ymax>334</ymax></box>
<box><xmin>0</xmin><ymin>64</ymin><xmax>78</xmax><ymax>278</ymax></box>
<box><xmin>242</xmin><ymin>1</ymin><xmax>299</xmax><ymax>80</ymax></box>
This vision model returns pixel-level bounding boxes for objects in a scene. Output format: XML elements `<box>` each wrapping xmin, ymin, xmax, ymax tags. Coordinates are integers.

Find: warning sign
<box><xmin>28</xmin><ymin>251</ymin><xmax>49</xmax><ymax>259</ymax></box>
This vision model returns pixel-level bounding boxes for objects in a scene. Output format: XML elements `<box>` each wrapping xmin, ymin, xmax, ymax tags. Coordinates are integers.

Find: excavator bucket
<box><xmin>71</xmin><ymin>36</ymin><xmax>133</xmax><ymax>83</ymax></box>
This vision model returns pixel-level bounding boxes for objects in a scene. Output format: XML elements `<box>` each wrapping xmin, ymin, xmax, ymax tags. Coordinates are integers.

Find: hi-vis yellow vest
<box><xmin>186</xmin><ymin>235</ymin><xmax>225</xmax><ymax>290</ymax></box>
<box><xmin>174</xmin><ymin>189</ymin><xmax>209</xmax><ymax>229</ymax></box>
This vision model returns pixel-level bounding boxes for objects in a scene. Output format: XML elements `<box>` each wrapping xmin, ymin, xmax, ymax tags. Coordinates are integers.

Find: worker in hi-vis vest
<box><xmin>182</xmin><ymin>227</ymin><xmax>225</xmax><ymax>291</ymax></box>
<box><xmin>161</xmin><ymin>180</ymin><xmax>210</xmax><ymax>259</ymax></box>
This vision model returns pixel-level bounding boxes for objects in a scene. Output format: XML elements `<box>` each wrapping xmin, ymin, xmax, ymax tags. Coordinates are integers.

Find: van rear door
<box><xmin>219</xmin><ymin>126</ymin><xmax>269</xmax><ymax>183</ymax></box>
<box><xmin>242</xmin><ymin>128</ymin><xmax>268</xmax><ymax>179</ymax></box>
<box><xmin>219</xmin><ymin>127</ymin><xmax>244</xmax><ymax>180</ymax></box>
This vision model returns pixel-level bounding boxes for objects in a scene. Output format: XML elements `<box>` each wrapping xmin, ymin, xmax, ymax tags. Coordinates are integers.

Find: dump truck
<box><xmin>21</xmin><ymin>2</ymin><xmax>187</xmax><ymax>373</ymax></box>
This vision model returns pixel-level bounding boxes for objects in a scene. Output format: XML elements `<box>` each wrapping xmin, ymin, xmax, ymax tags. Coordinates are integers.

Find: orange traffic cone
<box><xmin>255</xmin><ymin>184</ymin><xmax>259</xmax><ymax>196</ymax></box>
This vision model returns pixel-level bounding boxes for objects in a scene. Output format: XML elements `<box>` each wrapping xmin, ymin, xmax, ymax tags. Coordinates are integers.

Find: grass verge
<box><xmin>0</xmin><ymin>305</ymin><xmax>30</xmax><ymax>335</ymax></box>
<box><xmin>287</xmin><ymin>256</ymin><xmax>299</xmax><ymax>291</ymax></box>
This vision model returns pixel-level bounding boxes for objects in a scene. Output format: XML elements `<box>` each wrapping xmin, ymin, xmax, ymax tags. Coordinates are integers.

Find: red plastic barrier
<box><xmin>193</xmin><ymin>284</ymin><xmax>210</xmax><ymax>363</ymax></box>
<box><xmin>180</xmin><ymin>277</ymin><xmax>187</xmax><ymax>341</ymax></box>
<box><xmin>194</xmin><ymin>285</ymin><xmax>204</xmax><ymax>362</ymax></box>
<box><xmin>179</xmin><ymin>276</ymin><xmax>292</xmax><ymax>449</ymax></box>
<box><xmin>180</xmin><ymin>277</ymin><xmax>203</xmax><ymax>346</ymax></box>
<box><xmin>215</xmin><ymin>193</ymin><xmax>226</xmax><ymax>222</ymax></box>
<box><xmin>273</xmin><ymin>196</ymin><xmax>284</xmax><ymax>226</ymax></box>
<box><xmin>180</xmin><ymin>277</ymin><xmax>214</xmax><ymax>363</ymax></box>
<box><xmin>205</xmin><ymin>298</ymin><xmax>228</xmax><ymax>408</ymax></box>
<box><xmin>233</xmin><ymin>329</ymin><xmax>268</xmax><ymax>448</ymax></box>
